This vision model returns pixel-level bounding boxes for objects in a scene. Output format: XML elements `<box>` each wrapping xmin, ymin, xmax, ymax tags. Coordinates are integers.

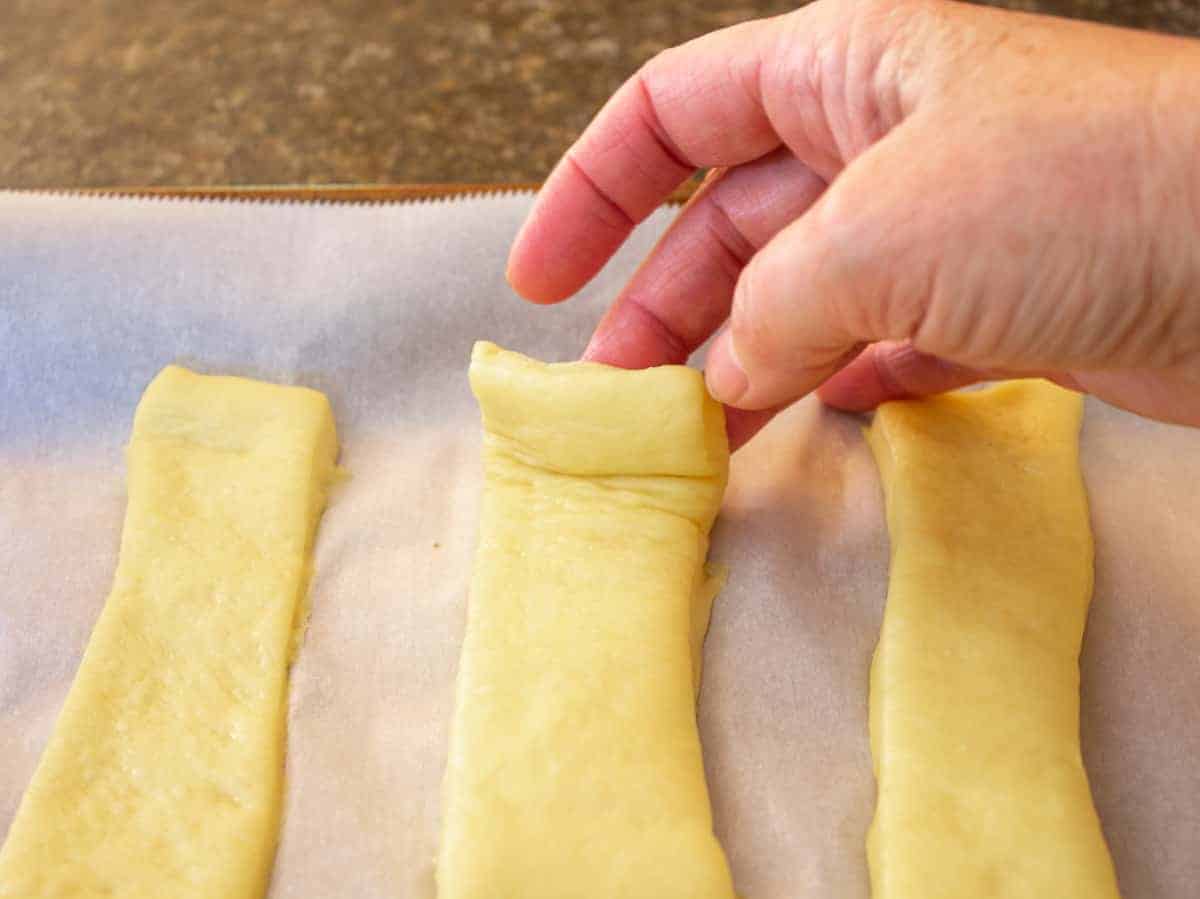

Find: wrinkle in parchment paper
<box><xmin>1</xmin><ymin>191</ymin><xmax>1197</xmax><ymax>898</ymax></box>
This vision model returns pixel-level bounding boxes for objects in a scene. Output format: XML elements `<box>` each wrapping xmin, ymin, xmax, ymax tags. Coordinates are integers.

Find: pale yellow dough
<box><xmin>436</xmin><ymin>342</ymin><xmax>736</xmax><ymax>899</ymax></box>
<box><xmin>0</xmin><ymin>366</ymin><xmax>337</xmax><ymax>899</ymax></box>
<box><xmin>866</xmin><ymin>381</ymin><xmax>1120</xmax><ymax>898</ymax></box>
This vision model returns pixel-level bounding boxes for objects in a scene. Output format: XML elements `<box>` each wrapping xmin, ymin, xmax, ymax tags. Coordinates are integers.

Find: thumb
<box><xmin>705</xmin><ymin>131</ymin><xmax>940</xmax><ymax>411</ymax></box>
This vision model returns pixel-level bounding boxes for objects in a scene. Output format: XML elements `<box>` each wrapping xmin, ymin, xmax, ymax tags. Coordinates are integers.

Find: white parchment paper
<box><xmin>1</xmin><ymin>191</ymin><xmax>1197</xmax><ymax>898</ymax></box>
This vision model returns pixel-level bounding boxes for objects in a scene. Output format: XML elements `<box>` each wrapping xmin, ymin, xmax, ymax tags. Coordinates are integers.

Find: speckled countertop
<box><xmin>1</xmin><ymin>0</ymin><xmax>1197</xmax><ymax>188</ymax></box>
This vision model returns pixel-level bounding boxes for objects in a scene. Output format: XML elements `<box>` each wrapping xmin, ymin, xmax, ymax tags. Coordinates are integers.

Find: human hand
<box><xmin>506</xmin><ymin>0</ymin><xmax>1200</xmax><ymax>448</ymax></box>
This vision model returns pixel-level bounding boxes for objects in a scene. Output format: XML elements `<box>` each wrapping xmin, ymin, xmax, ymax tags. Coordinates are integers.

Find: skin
<box><xmin>506</xmin><ymin>0</ymin><xmax>1200</xmax><ymax>449</ymax></box>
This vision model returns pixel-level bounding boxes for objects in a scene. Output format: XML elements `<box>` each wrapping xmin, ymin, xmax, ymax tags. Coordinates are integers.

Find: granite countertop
<box><xmin>1</xmin><ymin>0</ymin><xmax>1197</xmax><ymax>189</ymax></box>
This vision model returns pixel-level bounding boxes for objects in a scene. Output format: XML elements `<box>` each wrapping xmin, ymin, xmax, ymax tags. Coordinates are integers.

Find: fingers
<box><xmin>1069</xmin><ymin>369</ymin><xmax>1200</xmax><ymax>427</ymax></box>
<box><xmin>509</xmin><ymin>0</ymin><xmax>926</xmax><ymax>304</ymax></box>
<box><xmin>704</xmin><ymin>133</ymin><xmax>928</xmax><ymax>410</ymax></box>
<box><xmin>815</xmin><ymin>340</ymin><xmax>1091</xmax><ymax>414</ymax></box>
<box><xmin>700</xmin><ymin>142</ymin><xmax>902</xmax><ymax>405</ymax></box>
<box><xmin>507</xmin><ymin>16</ymin><xmax>787</xmax><ymax>304</ymax></box>
<box><xmin>816</xmin><ymin>342</ymin><xmax>1200</xmax><ymax>429</ymax></box>
<box><xmin>579</xmin><ymin>149</ymin><xmax>824</xmax><ymax>451</ymax></box>
<box><xmin>583</xmin><ymin>148</ymin><xmax>826</xmax><ymax>369</ymax></box>
<box><xmin>817</xmin><ymin>341</ymin><xmax>988</xmax><ymax>411</ymax></box>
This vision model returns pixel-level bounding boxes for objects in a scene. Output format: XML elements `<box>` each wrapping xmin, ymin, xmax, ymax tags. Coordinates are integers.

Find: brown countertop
<box><xmin>1</xmin><ymin>0</ymin><xmax>1197</xmax><ymax>189</ymax></box>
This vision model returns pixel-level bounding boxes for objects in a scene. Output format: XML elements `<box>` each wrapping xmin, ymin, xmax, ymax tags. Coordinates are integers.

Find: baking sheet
<box><xmin>1</xmin><ymin>190</ymin><xmax>1197</xmax><ymax>897</ymax></box>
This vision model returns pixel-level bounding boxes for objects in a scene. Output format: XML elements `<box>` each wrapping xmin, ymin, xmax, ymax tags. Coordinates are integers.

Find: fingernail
<box><xmin>707</xmin><ymin>337</ymin><xmax>749</xmax><ymax>404</ymax></box>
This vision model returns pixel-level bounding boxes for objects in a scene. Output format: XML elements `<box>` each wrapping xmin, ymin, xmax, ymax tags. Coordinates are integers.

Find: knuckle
<box><xmin>638</xmin><ymin>45</ymin><xmax>680</xmax><ymax>90</ymax></box>
<box><xmin>807</xmin><ymin>169</ymin><xmax>943</xmax><ymax>347</ymax></box>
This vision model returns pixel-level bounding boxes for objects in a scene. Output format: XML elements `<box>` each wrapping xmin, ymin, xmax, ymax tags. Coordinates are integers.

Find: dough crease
<box><xmin>436</xmin><ymin>342</ymin><xmax>736</xmax><ymax>899</ymax></box>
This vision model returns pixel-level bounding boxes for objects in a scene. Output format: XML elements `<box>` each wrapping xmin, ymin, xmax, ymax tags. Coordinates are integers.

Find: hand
<box><xmin>506</xmin><ymin>0</ymin><xmax>1200</xmax><ymax>448</ymax></box>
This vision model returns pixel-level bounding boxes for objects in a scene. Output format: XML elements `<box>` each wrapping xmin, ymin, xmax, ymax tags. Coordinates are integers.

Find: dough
<box><xmin>0</xmin><ymin>366</ymin><xmax>338</xmax><ymax>898</ymax></box>
<box><xmin>865</xmin><ymin>381</ymin><xmax>1121</xmax><ymax>898</ymax></box>
<box><xmin>436</xmin><ymin>342</ymin><xmax>736</xmax><ymax>899</ymax></box>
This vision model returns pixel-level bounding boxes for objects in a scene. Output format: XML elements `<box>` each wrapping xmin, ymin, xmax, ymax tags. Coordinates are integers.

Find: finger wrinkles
<box><xmin>561</xmin><ymin>152</ymin><xmax>638</xmax><ymax>231</ymax></box>
<box><xmin>568</xmin><ymin>79</ymin><xmax>696</xmax><ymax>227</ymax></box>
<box><xmin>709</xmin><ymin>153</ymin><xmax>827</xmax><ymax>247</ymax></box>
<box><xmin>759</xmin><ymin>0</ymin><xmax>926</xmax><ymax>177</ymax></box>
<box><xmin>638</xmin><ymin>28</ymin><xmax>783</xmax><ymax>167</ymax></box>
<box><xmin>701</xmin><ymin>191</ymin><xmax>760</xmax><ymax>273</ymax></box>
<box><xmin>586</xmin><ymin>153</ymin><xmax>828</xmax><ymax>370</ymax></box>
<box><xmin>607</xmin><ymin>296</ymin><xmax>693</xmax><ymax>367</ymax></box>
<box><xmin>634</xmin><ymin>72</ymin><xmax>695</xmax><ymax>176</ymax></box>
<box><xmin>760</xmin><ymin>30</ymin><xmax>844</xmax><ymax>179</ymax></box>
<box><xmin>589</xmin><ymin>244</ymin><xmax>739</xmax><ymax>367</ymax></box>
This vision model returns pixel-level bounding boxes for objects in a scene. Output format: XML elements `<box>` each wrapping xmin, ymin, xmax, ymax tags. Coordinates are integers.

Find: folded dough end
<box><xmin>470</xmin><ymin>341</ymin><xmax>727</xmax><ymax>480</ymax></box>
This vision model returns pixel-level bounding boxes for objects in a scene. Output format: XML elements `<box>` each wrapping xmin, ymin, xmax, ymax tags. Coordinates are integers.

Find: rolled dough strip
<box><xmin>865</xmin><ymin>381</ymin><xmax>1120</xmax><ymax>898</ymax></box>
<box><xmin>0</xmin><ymin>366</ymin><xmax>338</xmax><ymax>898</ymax></box>
<box><xmin>436</xmin><ymin>342</ymin><xmax>736</xmax><ymax>899</ymax></box>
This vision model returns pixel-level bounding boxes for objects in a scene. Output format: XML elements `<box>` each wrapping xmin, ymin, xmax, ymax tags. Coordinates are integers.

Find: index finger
<box><xmin>506</xmin><ymin>15</ymin><xmax>790</xmax><ymax>304</ymax></box>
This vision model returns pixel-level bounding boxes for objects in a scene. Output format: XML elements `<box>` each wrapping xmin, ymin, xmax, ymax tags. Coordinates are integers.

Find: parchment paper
<box><xmin>1</xmin><ymin>190</ymin><xmax>1197</xmax><ymax>898</ymax></box>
